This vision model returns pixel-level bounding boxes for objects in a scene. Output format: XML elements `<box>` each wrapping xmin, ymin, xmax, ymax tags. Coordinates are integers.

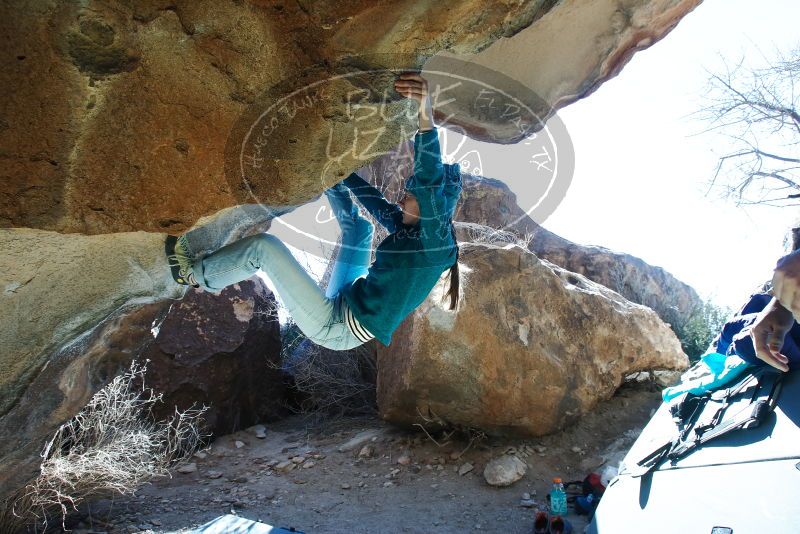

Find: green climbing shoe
<box><xmin>165</xmin><ymin>234</ymin><xmax>199</xmax><ymax>288</ymax></box>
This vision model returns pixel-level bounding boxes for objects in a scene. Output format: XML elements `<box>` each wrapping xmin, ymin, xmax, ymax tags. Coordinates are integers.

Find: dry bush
<box><xmin>454</xmin><ymin>221</ymin><xmax>531</xmax><ymax>249</ymax></box>
<box><xmin>277</xmin><ymin>324</ymin><xmax>378</xmax><ymax>419</ymax></box>
<box><xmin>1</xmin><ymin>360</ymin><xmax>208</xmax><ymax>533</ymax></box>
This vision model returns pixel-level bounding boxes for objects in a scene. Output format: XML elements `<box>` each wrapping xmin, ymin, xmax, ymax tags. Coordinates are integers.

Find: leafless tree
<box><xmin>697</xmin><ymin>46</ymin><xmax>800</xmax><ymax>207</ymax></box>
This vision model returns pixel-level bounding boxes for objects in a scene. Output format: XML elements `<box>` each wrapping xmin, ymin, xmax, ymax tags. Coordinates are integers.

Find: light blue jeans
<box><xmin>191</xmin><ymin>185</ymin><xmax>374</xmax><ymax>351</ymax></box>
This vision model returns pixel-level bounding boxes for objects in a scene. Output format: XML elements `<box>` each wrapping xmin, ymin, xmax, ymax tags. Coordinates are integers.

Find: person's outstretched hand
<box><xmin>393</xmin><ymin>72</ymin><xmax>429</xmax><ymax>104</ymax></box>
<box><xmin>772</xmin><ymin>249</ymin><xmax>800</xmax><ymax>320</ymax></box>
<box><xmin>750</xmin><ymin>297</ymin><xmax>794</xmax><ymax>372</ymax></box>
<box><xmin>394</xmin><ymin>72</ymin><xmax>434</xmax><ymax>131</ymax></box>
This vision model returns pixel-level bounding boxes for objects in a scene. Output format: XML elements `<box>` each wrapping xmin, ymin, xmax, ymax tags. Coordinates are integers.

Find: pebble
<box><xmin>458</xmin><ymin>462</ymin><xmax>474</xmax><ymax>476</ymax></box>
<box><xmin>177</xmin><ymin>462</ymin><xmax>197</xmax><ymax>474</ymax></box>
<box><xmin>250</xmin><ymin>424</ymin><xmax>267</xmax><ymax>439</ymax></box>
<box><xmin>571</xmin><ymin>446</ymin><xmax>583</xmax><ymax>453</ymax></box>
<box><xmin>520</xmin><ymin>499</ymin><xmax>537</xmax><ymax>508</ymax></box>
<box><xmin>358</xmin><ymin>445</ymin><xmax>375</xmax><ymax>459</ymax></box>
<box><xmin>302</xmin><ymin>461</ymin><xmax>316</xmax><ymax>469</ymax></box>
<box><xmin>396</xmin><ymin>452</ymin><xmax>412</xmax><ymax>465</ymax></box>
<box><xmin>341</xmin><ymin>483</ymin><xmax>351</xmax><ymax>490</ymax></box>
<box><xmin>483</xmin><ymin>455</ymin><xmax>527</xmax><ymax>487</ymax></box>
<box><xmin>193</xmin><ymin>451</ymin><xmax>208</xmax><ymax>460</ymax></box>
<box><xmin>275</xmin><ymin>460</ymin><xmax>295</xmax><ymax>472</ymax></box>
<box><xmin>234</xmin><ymin>441</ymin><xmax>245</xmax><ymax>449</ymax></box>
<box><xmin>281</xmin><ymin>442</ymin><xmax>301</xmax><ymax>453</ymax></box>
<box><xmin>338</xmin><ymin>429</ymin><xmax>382</xmax><ymax>452</ymax></box>
<box><xmin>383</xmin><ymin>481</ymin><xmax>394</xmax><ymax>488</ymax></box>
<box><xmin>291</xmin><ymin>456</ymin><xmax>306</xmax><ymax>464</ymax></box>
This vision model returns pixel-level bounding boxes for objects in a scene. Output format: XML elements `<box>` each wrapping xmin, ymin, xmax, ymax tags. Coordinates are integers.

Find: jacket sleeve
<box><xmin>408</xmin><ymin>127</ymin><xmax>453</xmax><ymax>255</ymax></box>
<box><xmin>342</xmin><ymin>172</ymin><xmax>403</xmax><ymax>233</ymax></box>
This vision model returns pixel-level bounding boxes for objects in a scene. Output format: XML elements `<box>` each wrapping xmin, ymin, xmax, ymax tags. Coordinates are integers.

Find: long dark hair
<box><xmin>443</xmin><ymin>223</ymin><xmax>460</xmax><ymax>310</ymax></box>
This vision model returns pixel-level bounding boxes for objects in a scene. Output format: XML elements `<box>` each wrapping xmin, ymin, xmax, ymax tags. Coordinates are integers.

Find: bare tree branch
<box><xmin>696</xmin><ymin>45</ymin><xmax>800</xmax><ymax>207</ymax></box>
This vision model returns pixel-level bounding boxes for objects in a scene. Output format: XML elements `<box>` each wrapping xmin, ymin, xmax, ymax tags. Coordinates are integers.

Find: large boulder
<box><xmin>455</xmin><ymin>175</ymin><xmax>705</xmax><ymax>325</ymax></box>
<box><xmin>0</xmin><ymin>228</ymin><xmax>182</xmax><ymax>421</ymax></box>
<box><xmin>431</xmin><ymin>0</ymin><xmax>702</xmax><ymax>118</ymax></box>
<box><xmin>1</xmin><ymin>0</ymin><xmax>701</xmax><ymax>234</ymax></box>
<box><xmin>0</xmin><ymin>204</ymin><xmax>285</xmax><ymax>504</ymax></box>
<box><xmin>140</xmin><ymin>278</ymin><xmax>287</xmax><ymax>436</ymax></box>
<box><xmin>0</xmin><ymin>281</ymin><xmax>173</xmax><ymax>505</ymax></box>
<box><xmin>377</xmin><ymin>243</ymin><xmax>688</xmax><ymax>437</ymax></box>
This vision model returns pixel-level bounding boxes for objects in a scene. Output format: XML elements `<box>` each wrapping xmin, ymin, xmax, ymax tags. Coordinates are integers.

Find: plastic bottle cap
<box><xmin>552</xmin><ymin>477</ymin><xmax>562</xmax><ymax>483</ymax></box>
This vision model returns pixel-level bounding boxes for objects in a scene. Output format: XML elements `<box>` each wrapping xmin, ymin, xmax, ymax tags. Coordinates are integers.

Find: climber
<box><xmin>165</xmin><ymin>72</ymin><xmax>463</xmax><ymax>350</ymax></box>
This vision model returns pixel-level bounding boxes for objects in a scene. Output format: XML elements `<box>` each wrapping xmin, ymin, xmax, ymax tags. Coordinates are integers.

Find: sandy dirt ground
<box><xmin>57</xmin><ymin>378</ymin><xmax>664</xmax><ymax>534</ymax></box>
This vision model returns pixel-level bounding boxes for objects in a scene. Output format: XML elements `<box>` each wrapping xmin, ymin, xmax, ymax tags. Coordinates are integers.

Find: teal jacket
<box><xmin>339</xmin><ymin>126</ymin><xmax>462</xmax><ymax>345</ymax></box>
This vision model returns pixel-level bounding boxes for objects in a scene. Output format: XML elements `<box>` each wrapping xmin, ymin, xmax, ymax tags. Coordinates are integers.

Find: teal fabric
<box><xmin>662</xmin><ymin>352</ymin><xmax>754</xmax><ymax>402</ymax></box>
<box><xmin>340</xmin><ymin>127</ymin><xmax>459</xmax><ymax>345</ymax></box>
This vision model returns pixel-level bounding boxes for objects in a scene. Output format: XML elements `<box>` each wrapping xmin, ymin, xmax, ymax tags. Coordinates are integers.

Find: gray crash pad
<box><xmin>183</xmin><ymin>514</ymin><xmax>304</xmax><ymax>534</ymax></box>
<box><xmin>588</xmin><ymin>368</ymin><xmax>800</xmax><ymax>534</ymax></box>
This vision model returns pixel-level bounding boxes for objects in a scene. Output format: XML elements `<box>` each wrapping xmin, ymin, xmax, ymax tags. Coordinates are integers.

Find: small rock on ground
<box><xmin>483</xmin><ymin>455</ymin><xmax>527</xmax><ymax>487</ymax></box>
<box><xmin>458</xmin><ymin>462</ymin><xmax>474</xmax><ymax>476</ymax></box>
<box><xmin>177</xmin><ymin>463</ymin><xmax>197</xmax><ymax>474</ymax></box>
<box><xmin>338</xmin><ymin>429</ymin><xmax>382</xmax><ymax>452</ymax></box>
<box><xmin>248</xmin><ymin>424</ymin><xmax>267</xmax><ymax>438</ymax></box>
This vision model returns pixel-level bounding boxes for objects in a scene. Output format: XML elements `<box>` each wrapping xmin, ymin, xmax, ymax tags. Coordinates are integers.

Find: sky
<box><xmin>504</xmin><ymin>0</ymin><xmax>800</xmax><ymax>310</ymax></box>
<box><xmin>268</xmin><ymin>0</ymin><xmax>799</xmax><ymax>312</ymax></box>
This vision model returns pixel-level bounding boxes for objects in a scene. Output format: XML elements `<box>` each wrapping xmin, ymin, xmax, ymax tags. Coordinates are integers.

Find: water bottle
<box><xmin>550</xmin><ymin>477</ymin><xmax>567</xmax><ymax>515</ymax></box>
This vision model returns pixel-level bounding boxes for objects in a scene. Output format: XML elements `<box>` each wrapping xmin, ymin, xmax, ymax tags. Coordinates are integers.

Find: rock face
<box><xmin>1</xmin><ymin>0</ymin><xmax>701</xmax><ymax>234</ymax></box>
<box><xmin>0</xmin><ymin>229</ymin><xmax>183</xmax><ymax>419</ymax></box>
<box><xmin>454</xmin><ymin>175</ymin><xmax>704</xmax><ymax>326</ymax></box>
<box><xmin>0</xmin><ymin>295</ymin><xmax>171</xmax><ymax>506</ymax></box>
<box><xmin>530</xmin><ymin>231</ymin><xmax>703</xmax><ymax>328</ymax></box>
<box><xmin>432</xmin><ymin>0</ymin><xmax>702</xmax><ymax>115</ymax></box>
<box><xmin>0</xmin><ymin>0</ymin><xmax>702</xmax><ymax>505</ymax></box>
<box><xmin>140</xmin><ymin>279</ymin><xmax>286</xmax><ymax>436</ymax></box>
<box><xmin>377</xmin><ymin>243</ymin><xmax>688</xmax><ymax>437</ymax></box>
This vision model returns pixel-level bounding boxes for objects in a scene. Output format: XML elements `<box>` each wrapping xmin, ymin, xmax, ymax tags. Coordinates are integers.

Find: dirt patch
<box><xmin>58</xmin><ymin>379</ymin><xmax>663</xmax><ymax>534</ymax></box>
